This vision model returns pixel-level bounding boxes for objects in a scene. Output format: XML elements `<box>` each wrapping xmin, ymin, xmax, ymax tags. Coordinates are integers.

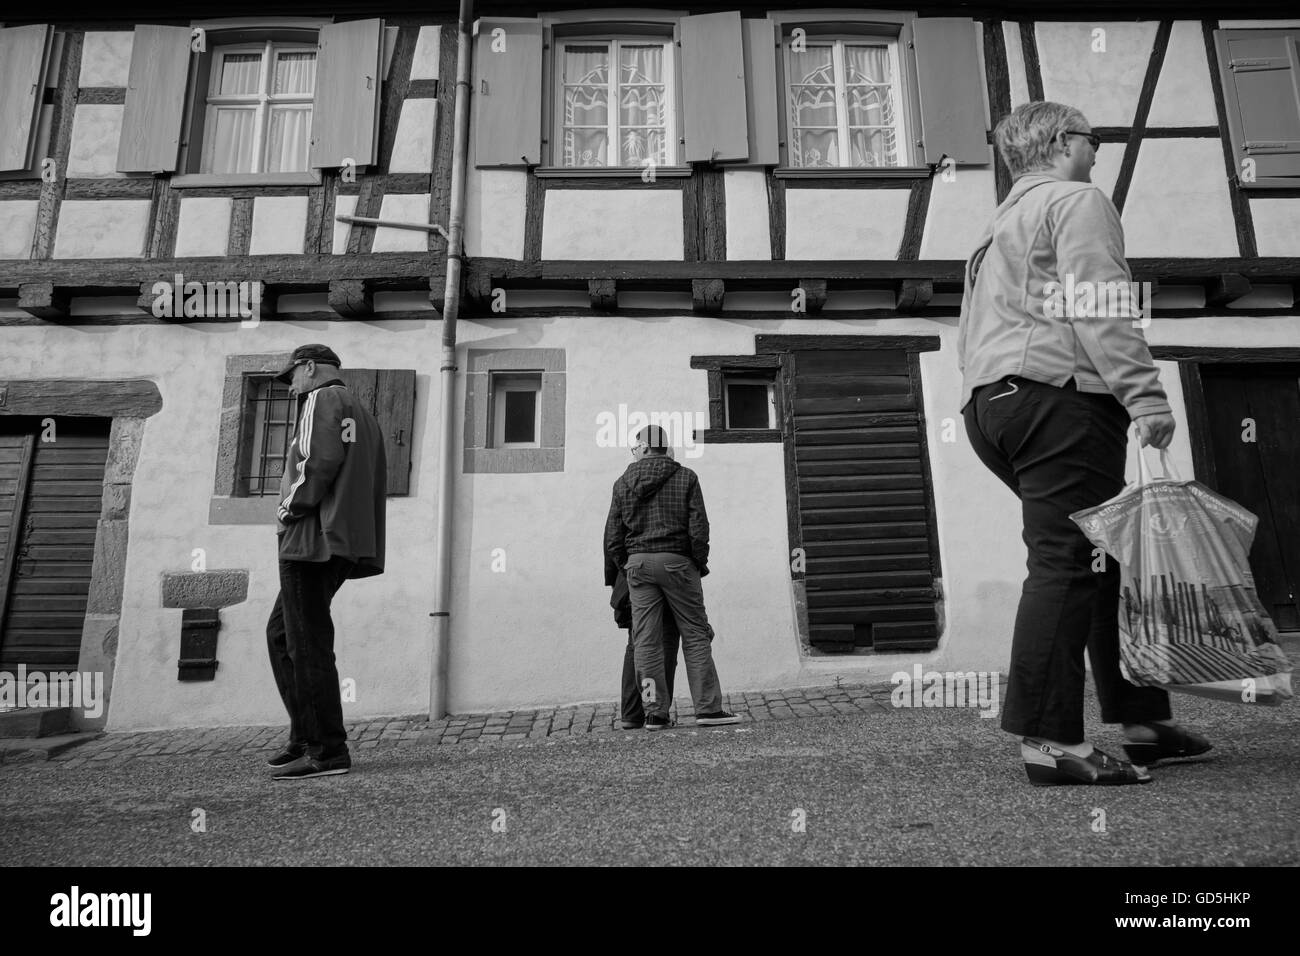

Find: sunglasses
<box><xmin>1064</xmin><ymin>130</ymin><xmax>1101</xmax><ymax>150</ymax></box>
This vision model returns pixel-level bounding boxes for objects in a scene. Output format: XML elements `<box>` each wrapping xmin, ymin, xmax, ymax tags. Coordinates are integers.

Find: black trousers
<box><xmin>963</xmin><ymin>377</ymin><xmax>1171</xmax><ymax>743</ymax></box>
<box><xmin>621</xmin><ymin>611</ymin><xmax>681</xmax><ymax>724</ymax></box>
<box><xmin>267</xmin><ymin>556</ymin><xmax>354</xmax><ymax>757</ymax></box>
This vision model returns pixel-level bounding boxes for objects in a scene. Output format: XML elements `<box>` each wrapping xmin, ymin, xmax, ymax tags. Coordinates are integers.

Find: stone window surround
<box><xmin>0</xmin><ymin>378</ymin><xmax>162</xmax><ymax>731</ymax></box>
<box><xmin>210</xmin><ymin>352</ymin><xmax>291</xmax><ymax>525</ymax></box>
<box><xmin>464</xmin><ymin>348</ymin><xmax>565</xmax><ymax>473</ymax></box>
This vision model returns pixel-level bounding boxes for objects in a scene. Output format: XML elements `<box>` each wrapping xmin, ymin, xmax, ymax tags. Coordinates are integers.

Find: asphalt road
<box><xmin>2</xmin><ymin>684</ymin><xmax>1297</xmax><ymax>867</ymax></box>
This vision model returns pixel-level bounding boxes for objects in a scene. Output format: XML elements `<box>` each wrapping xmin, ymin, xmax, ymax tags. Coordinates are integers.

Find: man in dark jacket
<box><xmin>265</xmin><ymin>344</ymin><xmax>387</xmax><ymax>780</ymax></box>
<box><xmin>603</xmin><ymin>424</ymin><xmax>739</xmax><ymax>729</ymax></box>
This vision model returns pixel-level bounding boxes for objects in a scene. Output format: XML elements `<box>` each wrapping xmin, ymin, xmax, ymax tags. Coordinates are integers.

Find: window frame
<box><xmin>769</xmin><ymin>10</ymin><xmax>930</xmax><ymax>179</ymax></box>
<box><xmin>201</xmin><ymin>40</ymin><xmax>318</xmax><ymax>177</ymax></box>
<box><xmin>723</xmin><ymin>374</ymin><xmax>777</xmax><ymax>430</ymax></box>
<box><xmin>538</xmin><ymin>12</ymin><xmax>689</xmax><ymax>176</ymax></box>
<box><xmin>173</xmin><ymin>22</ymin><xmax>327</xmax><ymax>188</ymax></box>
<box><xmin>236</xmin><ymin>373</ymin><xmax>295</xmax><ymax>498</ymax></box>
<box><xmin>490</xmin><ymin>372</ymin><xmax>544</xmax><ymax>449</ymax></box>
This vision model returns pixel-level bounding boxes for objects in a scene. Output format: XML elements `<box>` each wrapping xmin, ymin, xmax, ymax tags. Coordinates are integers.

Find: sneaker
<box><xmin>621</xmin><ymin>720</ymin><xmax>645</xmax><ymax>730</ymax></box>
<box><xmin>265</xmin><ymin>744</ymin><xmax>306</xmax><ymax>768</ymax></box>
<box><xmin>645</xmin><ymin>715</ymin><xmax>675</xmax><ymax>731</ymax></box>
<box><xmin>696</xmin><ymin>711</ymin><xmax>741</xmax><ymax>726</ymax></box>
<box><xmin>272</xmin><ymin>750</ymin><xmax>351</xmax><ymax>780</ymax></box>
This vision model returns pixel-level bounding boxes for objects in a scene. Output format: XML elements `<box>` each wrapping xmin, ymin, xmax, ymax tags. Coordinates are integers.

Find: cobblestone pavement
<box><xmin>19</xmin><ymin>681</ymin><xmax>939</xmax><ymax>769</ymax></box>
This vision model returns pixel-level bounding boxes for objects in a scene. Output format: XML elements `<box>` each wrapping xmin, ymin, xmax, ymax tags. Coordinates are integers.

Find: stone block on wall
<box><xmin>85</xmin><ymin>519</ymin><xmax>129</xmax><ymax>614</ymax></box>
<box><xmin>53</xmin><ymin>200</ymin><xmax>150</xmax><ymax>258</ymax></box>
<box><xmin>175</xmin><ymin>197</ymin><xmax>233</xmax><ymax>257</ymax></box>
<box><xmin>66</xmin><ymin>104</ymin><xmax>126</xmax><ymax>178</ymax></box>
<box><xmin>249</xmin><ymin>196</ymin><xmax>309</xmax><ymax>255</ymax></box>
<box><xmin>160</xmin><ymin>570</ymin><xmax>250</xmax><ymax>609</ymax></box>
<box><xmin>79</xmin><ymin>31</ymin><xmax>134</xmax><ymax>87</ymax></box>
<box><xmin>785</xmin><ymin>188</ymin><xmax>910</xmax><ymax>259</ymax></box>
<box><xmin>0</xmin><ymin>201</ymin><xmax>39</xmax><ymax>259</ymax></box>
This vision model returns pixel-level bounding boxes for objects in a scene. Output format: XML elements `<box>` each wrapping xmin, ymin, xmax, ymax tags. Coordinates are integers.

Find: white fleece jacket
<box><xmin>956</xmin><ymin>173</ymin><xmax>1171</xmax><ymax>419</ymax></box>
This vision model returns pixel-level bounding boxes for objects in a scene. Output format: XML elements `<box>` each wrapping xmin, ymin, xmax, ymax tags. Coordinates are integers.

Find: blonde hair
<box><xmin>993</xmin><ymin>101</ymin><xmax>1088</xmax><ymax>177</ymax></box>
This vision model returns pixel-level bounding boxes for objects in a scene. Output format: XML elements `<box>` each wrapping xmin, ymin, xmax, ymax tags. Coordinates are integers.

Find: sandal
<box><xmin>1024</xmin><ymin>741</ymin><xmax>1153</xmax><ymax>786</ymax></box>
<box><xmin>1123</xmin><ymin>722</ymin><xmax>1212</xmax><ymax>766</ymax></box>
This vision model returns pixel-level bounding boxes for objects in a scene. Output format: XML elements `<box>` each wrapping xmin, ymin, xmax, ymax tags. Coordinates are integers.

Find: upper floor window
<box><xmin>785</xmin><ymin>38</ymin><xmax>909</xmax><ymax>169</ymax></box>
<box><xmin>203</xmin><ymin>42</ymin><xmax>317</xmax><ymax>175</ymax></box>
<box><xmin>556</xmin><ymin>37</ymin><xmax>676</xmax><ymax>168</ymax></box>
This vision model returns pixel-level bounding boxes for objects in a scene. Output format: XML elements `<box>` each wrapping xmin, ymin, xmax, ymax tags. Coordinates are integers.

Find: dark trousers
<box><xmin>267</xmin><ymin>556</ymin><xmax>354</xmax><ymax>757</ymax></box>
<box><xmin>621</xmin><ymin>613</ymin><xmax>681</xmax><ymax>724</ymax></box>
<box><xmin>963</xmin><ymin>377</ymin><xmax>1171</xmax><ymax>743</ymax></box>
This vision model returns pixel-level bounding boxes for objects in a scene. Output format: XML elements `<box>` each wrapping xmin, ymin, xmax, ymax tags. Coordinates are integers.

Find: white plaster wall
<box><xmin>249</xmin><ymin>196</ymin><xmax>308</xmax><ymax>255</ymax></box>
<box><xmin>1088</xmin><ymin>142</ymin><xmax>1126</xmax><ymax>200</ymax></box>
<box><xmin>1036</xmin><ymin>21</ymin><xmax>1158</xmax><ymax>127</ymax></box>
<box><xmin>53</xmin><ymin>200</ymin><xmax>149</xmax><ymax>258</ymax></box>
<box><xmin>541</xmin><ymin>190</ymin><xmax>683</xmax><ymax>259</ymax></box>
<box><xmin>463</xmin><ymin>168</ymin><xmax>526</xmax><ymax>259</ymax></box>
<box><xmin>174</xmin><ymin>198</ymin><xmax>232</xmax><ymax>258</ymax></box>
<box><xmin>1123</xmin><ymin>139</ymin><xmax>1239</xmax><ymax>257</ymax></box>
<box><xmin>78</xmin><ymin>31</ymin><xmax>133</xmax><ymax>88</ymax></box>
<box><xmin>1147</xmin><ymin>21</ymin><xmax>1218</xmax><ymax>127</ymax></box>
<box><xmin>1003</xmin><ymin>21</ymin><xmax>1030</xmax><ymax>109</ymax></box>
<box><xmin>410</xmin><ymin>26</ymin><xmax>442</xmax><ymax>80</ymax></box>
<box><xmin>0</xmin><ymin>201</ymin><xmax>38</xmax><ymax>259</ymax></box>
<box><xmin>724</xmin><ymin>169</ymin><xmax>771</xmax><ymax>259</ymax></box>
<box><xmin>372</xmin><ymin>193</ymin><xmax>431</xmax><ymax>252</ymax></box>
<box><xmin>919</xmin><ymin>168</ymin><xmax>996</xmax><ymax>259</ymax></box>
<box><xmin>785</xmin><ymin>188</ymin><xmax>910</xmax><ymax>259</ymax></box>
<box><xmin>1249</xmin><ymin>198</ymin><xmax>1300</xmax><ymax>256</ymax></box>
<box><xmin>0</xmin><ymin>322</ymin><xmax>440</xmax><ymax>732</ymax></box>
<box><xmin>67</xmin><ymin>105</ymin><xmax>125</xmax><ymax>178</ymax></box>
<box><xmin>332</xmin><ymin>194</ymin><xmax>359</xmax><ymax>254</ymax></box>
<box><xmin>388</xmin><ymin>99</ymin><xmax>438</xmax><ymax>173</ymax></box>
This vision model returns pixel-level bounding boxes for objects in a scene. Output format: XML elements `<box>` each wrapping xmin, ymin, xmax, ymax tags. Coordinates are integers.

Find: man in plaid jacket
<box><xmin>603</xmin><ymin>424</ymin><xmax>739</xmax><ymax>729</ymax></box>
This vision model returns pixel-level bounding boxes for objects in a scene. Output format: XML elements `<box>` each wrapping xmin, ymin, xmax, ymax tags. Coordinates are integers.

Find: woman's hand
<box><xmin>1133</xmin><ymin>412</ymin><xmax>1176</xmax><ymax>449</ymax></box>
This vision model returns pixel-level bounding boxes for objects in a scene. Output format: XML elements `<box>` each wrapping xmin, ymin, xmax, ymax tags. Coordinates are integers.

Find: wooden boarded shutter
<box><xmin>336</xmin><ymin>369</ymin><xmax>416</xmax><ymax>495</ymax></box>
<box><xmin>309</xmin><ymin>19</ymin><xmax>385</xmax><ymax>170</ymax></box>
<box><xmin>912</xmin><ymin>17</ymin><xmax>990</xmax><ymax>166</ymax></box>
<box><xmin>786</xmin><ymin>349</ymin><xmax>941</xmax><ymax>653</ymax></box>
<box><xmin>0</xmin><ymin>432</ymin><xmax>36</xmax><ymax>630</ymax></box>
<box><xmin>0</xmin><ymin>24</ymin><xmax>54</xmax><ymax>172</ymax></box>
<box><xmin>741</xmin><ymin>18</ymin><xmax>780</xmax><ymax>166</ymax></box>
<box><xmin>116</xmin><ymin>25</ymin><xmax>192</xmax><ymax>173</ymax></box>
<box><xmin>0</xmin><ymin>420</ymin><xmax>109</xmax><ymax>673</ymax></box>
<box><xmin>680</xmin><ymin>11</ymin><xmax>750</xmax><ymax>163</ymax></box>
<box><xmin>1216</xmin><ymin>30</ymin><xmax>1300</xmax><ymax>183</ymax></box>
<box><xmin>472</xmin><ymin>18</ymin><xmax>542</xmax><ymax>167</ymax></box>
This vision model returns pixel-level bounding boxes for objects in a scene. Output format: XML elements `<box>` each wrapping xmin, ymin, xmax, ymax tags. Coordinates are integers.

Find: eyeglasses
<box><xmin>1064</xmin><ymin>130</ymin><xmax>1101</xmax><ymax>150</ymax></box>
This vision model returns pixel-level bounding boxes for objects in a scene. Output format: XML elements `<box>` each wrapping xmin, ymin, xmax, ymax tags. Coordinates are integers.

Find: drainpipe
<box><xmin>430</xmin><ymin>0</ymin><xmax>474</xmax><ymax>719</ymax></box>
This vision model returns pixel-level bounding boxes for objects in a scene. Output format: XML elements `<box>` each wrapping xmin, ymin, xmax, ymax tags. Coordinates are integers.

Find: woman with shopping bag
<box><xmin>958</xmin><ymin>101</ymin><xmax>1210</xmax><ymax>786</ymax></box>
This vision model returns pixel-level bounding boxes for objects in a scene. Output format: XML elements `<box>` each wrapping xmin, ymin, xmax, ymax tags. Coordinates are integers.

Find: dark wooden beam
<box><xmin>1203</xmin><ymin>19</ymin><xmax>1258</xmax><ymax>257</ymax></box>
<box><xmin>692</xmin><ymin>278</ymin><xmax>725</xmax><ymax>314</ymax></box>
<box><xmin>17</xmin><ymin>282</ymin><xmax>70</xmax><ymax>319</ymax></box>
<box><xmin>328</xmin><ymin>279</ymin><xmax>374</xmax><ymax>317</ymax></box>
<box><xmin>1205</xmin><ymin>273</ymin><xmax>1251</xmax><ymax>307</ymax></box>
<box><xmin>587</xmin><ymin>278</ymin><xmax>617</xmax><ymax>310</ymax></box>
<box><xmin>897</xmin><ymin>279</ymin><xmax>934</xmax><ymax>312</ymax></box>
<box><xmin>1112</xmin><ymin>20</ymin><xmax>1173</xmax><ymax>215</ymax></box>
<box><xmin>798</xmin><ymin>279</ymin><xmax>827</xmax><ymax>314</ymax></box>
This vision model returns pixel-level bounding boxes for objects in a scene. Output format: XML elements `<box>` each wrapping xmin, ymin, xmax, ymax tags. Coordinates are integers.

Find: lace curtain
<box><xmin>562</xmin><ymin>43</ymin><xmax>667</xmax><ymax>167</ymax></box>
<box><xmin>205</xmin><ymin>47</ymin><xmax>315</xmax><ymax>174</ymax></box>
<box><xmin>789</xmin><ymin>43</ymin><xmax>899</xmax><ymax>168</ymax></box>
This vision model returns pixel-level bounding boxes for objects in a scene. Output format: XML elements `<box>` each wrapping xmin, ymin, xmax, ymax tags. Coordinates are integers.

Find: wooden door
<box><xmin>784</xmin><ymin>349</ymin><xmax>941</xmax><ymax>652</ymax></box>
<box><xmin>0</xmin><ymin>417</ymin><xmax>110</xmax><ymax>672</ymax></box>
<box><xmin>1199</xmin><ymin>363</ymin><xmax>1300</xmax><ymax>631</ymax></box>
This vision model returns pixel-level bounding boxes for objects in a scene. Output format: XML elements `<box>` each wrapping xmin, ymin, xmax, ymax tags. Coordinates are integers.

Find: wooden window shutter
<box><xmin>911</xmin><ymin>17</ymin><xmax>990</xmax><ymax>166</ymax></box>
<box><xmin>1216</xmin><ymin>30</ymin><xmax>1300</xmax><ymax>183</ymax></box>
<box><xmin>116</xmin><ymin>25</ymin><xmax>192</xmax><ymax>173</ymax></box>
<box><xmin>471</xmin><ymin>18</ymin><xmax>542</xmax><ymax>167</ymax></box>
<box><xmin>741</xmin><ymin>18</ymin><xmax>779</xmax><ymax>166</ymax></box>
<box><xmin>0</xmin><ymin>24</ymin><xmax>54</xmax><ymax>172</ymax></box>
<box><xmin>336</xmin><ymin>369</ymin><xmax>416</xmax><ymax>495</ymax></box>
<box><xmin>309</xmin><ymin>18</ymin><xmax>385</xmax><ymax>170</ymax></box>
<box><xmin>680</xmin><ymin>11</ymin><xmax>750</xmax><ymax>163</ymax></box>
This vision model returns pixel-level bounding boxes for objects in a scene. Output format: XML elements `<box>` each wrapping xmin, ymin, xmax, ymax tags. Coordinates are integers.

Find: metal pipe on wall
<box><xmin>430</xmin><ymin>0</ymin><xmax>474</xmax><ymax>719</ymax></box>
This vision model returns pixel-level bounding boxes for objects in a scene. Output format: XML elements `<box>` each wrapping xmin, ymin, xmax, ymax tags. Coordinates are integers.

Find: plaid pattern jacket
<box><xmin>603</xmin><ymin>456</ymin><xmax>710</xmax><ymax>585</ymax></box>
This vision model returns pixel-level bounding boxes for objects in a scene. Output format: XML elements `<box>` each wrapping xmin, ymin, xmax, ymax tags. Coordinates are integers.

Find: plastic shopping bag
<box><xmin>1071</xmin><ymin>447</ymin><xmax>1293</xmax><ymax>705</ymax></box>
